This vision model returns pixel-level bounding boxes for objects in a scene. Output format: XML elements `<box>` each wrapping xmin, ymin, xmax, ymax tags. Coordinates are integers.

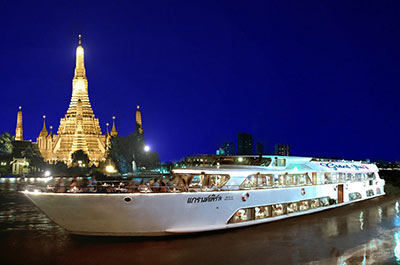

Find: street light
<box><xmin>106</xmin><ymin>165</ymin><xmax>115</xmax><ymax>173</ymax></box>
<box><xmin>144</xmin><ymin>145</ymin><xmax>150</xmax><ymax>152</ymax></box>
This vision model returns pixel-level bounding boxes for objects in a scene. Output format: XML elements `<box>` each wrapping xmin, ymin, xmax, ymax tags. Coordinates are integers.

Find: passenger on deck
<box><xmin>88</xmin><ymin>176</ymin><xmax>97</xmax><ymax>192</ymax></box>
<box><xmin>81</xmin><ymin>178</ymin><xmax>89</xmax><ymax>192</ymax></box>
<box><xmin>152</xmin><ymin>179</ymin><xmax>160</xmax><ymax>192</ymax></box>
<box><xmin>54</xmin><ymin>178</ymin><xmax>65</xmax><ymax>193</ymax></box>
<box><xmin>69</xmin><ymin>177</ymin><xmax>79</xmax><ymax>192</ymax></box>
<box><xmin>138</xmin><ymin>179</ymin><xmax>151</xmax><ymax>192</ymax></box>
<box><xmin>167</xmin><ymin>177</ymin><xmax>174</xmax><ymax>192</ymax></box>
<box><xmin>159</xmin><ymin>180</ymin><xmax>167</xmax><ymax>193</ymax></box>
<box><xmin>127</xmin><ymin>179</ymin><xmax>137</xmax><ymax>193</ymax></box>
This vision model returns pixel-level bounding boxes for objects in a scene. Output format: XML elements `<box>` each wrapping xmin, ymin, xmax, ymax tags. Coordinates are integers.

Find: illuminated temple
<box><xmin>37</xmin><ymin>36</ymin><xmax>111</xmax><ymax>166</ymax></box>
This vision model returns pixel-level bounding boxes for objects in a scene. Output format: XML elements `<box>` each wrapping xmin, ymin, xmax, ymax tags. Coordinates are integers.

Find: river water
<box><xmin>1</xmin><ymin>178</ymin><xmax>400</xmax><ymax>265</ymax></box>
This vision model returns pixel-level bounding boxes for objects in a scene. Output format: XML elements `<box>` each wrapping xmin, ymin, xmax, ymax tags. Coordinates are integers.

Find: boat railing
<box><xmin>20</xmin><ymin>182</ymin><xmax>221</xmax><ymax>193</ymax></box>
<box><xmin>19</xmin><ymin>175</ymin><xmax>382</xmax><ymax>194</ymax></box>
<box><xmin>20</xmin><ymin>182</ymin><xmax>270</xmax><ymax>194</ymax></box>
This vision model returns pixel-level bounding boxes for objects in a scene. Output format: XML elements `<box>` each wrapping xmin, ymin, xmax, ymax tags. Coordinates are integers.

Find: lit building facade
<box><xmin>274</xmin><ymin>144</ymin><xmax>290</xmax><ymax>156</ymax></box>
<box><xmin>37</xmin><ymin>36</ymin><xmax>111</xmax><ymax>166</ymax></box>
<box><xmin>217</xmin><ymin>142</ymin><xmax>235</xmax><ymax>156</ymax></box>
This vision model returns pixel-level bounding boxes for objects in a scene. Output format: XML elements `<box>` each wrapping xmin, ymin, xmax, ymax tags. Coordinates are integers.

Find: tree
<box><xmin>108</xmin><ymin>132</ymin><xmax>160</xmax><ymax>173</ymax></box>
<box><xmin>71</xmin><ymin>150</ymin><xmax>90</xmax><ymax>167</ymax></box>
<box><xmin>0</xmin><ymin>133</ymin><xmax>13</xmax><ymax>155</ymax></box>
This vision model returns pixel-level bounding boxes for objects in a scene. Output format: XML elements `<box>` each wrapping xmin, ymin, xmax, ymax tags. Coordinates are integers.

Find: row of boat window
<box><xmin>240</xmin><ymin>172</ymin><xmax>376</xmax><ymax>188</ymax></box>
<box><xmin>175</xmin><ymin>172</ymin><xmax>377</xmax><ymax>191</ymax></box>
<box><xmin>349</xmin><ymin>188</ymin><xmax>381</xmax><ymax>201</ymax></box>
<box><xmin>228</xmin><ymin>197</ymin><xmax>332</xmax><ymax>224</ymax></box>
<box><xmin>230</xmin><ymin>188</ymin><xmax>382</xmax><ymax>224</ymax></box>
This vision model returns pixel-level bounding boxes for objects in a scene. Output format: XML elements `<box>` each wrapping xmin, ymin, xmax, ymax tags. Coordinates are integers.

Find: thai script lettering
<box><xmin>187</xmin><ymin>194</ymin><xmax>222</xmax><ymax>204</ymax></box>
<box><xmin>320</xmin><ymin>162</ymin><xmax>369</xmax><ymax>171</ymax></box>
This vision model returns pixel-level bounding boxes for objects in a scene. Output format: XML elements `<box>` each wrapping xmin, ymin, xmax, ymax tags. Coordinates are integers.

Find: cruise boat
<box><xmin>22</xmin><ymin>156</ymin><xmax>385</xmax><ymax>236</ymax></box>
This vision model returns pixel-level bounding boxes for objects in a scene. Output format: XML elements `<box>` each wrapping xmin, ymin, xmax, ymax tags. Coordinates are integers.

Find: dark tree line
<box><xmin>108</xmin><ymin>131</ymin><xmax>160</xmax><ymax>173</ymax></box>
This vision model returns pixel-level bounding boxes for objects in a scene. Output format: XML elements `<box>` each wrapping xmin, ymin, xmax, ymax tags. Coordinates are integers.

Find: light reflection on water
<box><xmin>1</xmin><ymin>180</ymin><xmax>400</xmax><ymax>264</ymax></box>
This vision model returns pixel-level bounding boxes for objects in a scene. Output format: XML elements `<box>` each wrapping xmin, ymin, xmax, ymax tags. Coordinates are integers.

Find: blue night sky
<box><xmin>1</xmin><ymin>1</ymin><xmax>399</xmax><ymax>162</ymax></box>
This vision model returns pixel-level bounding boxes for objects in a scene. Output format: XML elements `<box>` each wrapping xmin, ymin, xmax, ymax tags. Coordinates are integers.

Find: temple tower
<box><xmin>136</xmin><ymin>105</ymin><xmax>144</xmax><ymax>135</ymax></box>
<box><xmin>37</xmin><ymin>35</ymin><xmax>107</xmax><ymax>166</ymax></box>
<box><xmin>15</xmin><ymin>106</ymin><xmax>23</xmax><ymax>141</ymax></box>
<box><xmin>37</xmin><ymin>115</ymin><xmax>48</xmax><ymax>150</ymax></box>
<box><xmin>110</xmin><ymin>116</ymin><xmax>118</xmax><ymax>137</ymax></box>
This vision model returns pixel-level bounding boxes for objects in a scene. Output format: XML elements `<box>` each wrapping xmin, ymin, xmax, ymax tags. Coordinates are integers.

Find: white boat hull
<box><xmin>23</xmin><ymin>181</ymin><xmax>385</xmax><ymax>236</ymax></box>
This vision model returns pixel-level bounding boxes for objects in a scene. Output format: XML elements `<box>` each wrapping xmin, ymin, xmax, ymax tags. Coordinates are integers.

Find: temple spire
<box><xmin>39</xmin><ymin>115</ymin><xmax>48</xmax><ymax>136</ymax></box>
<box><xmin>110</xmin><ymin>116</ymin><xmax>118</xmax><ymax>137</ymax></box>
<box><xmin>74</xmin><ymin>34</ymin><xmax>86</xmax><ymax>78</ymax></box>
<box><xmin>15</xmin><ymin>106</ymin><xmax>23</xmax><ymax>141</ymax></box>
<box><xmin>136</xmin><ymin>105</ymin><xmax>143</xmax><ymax>135</ymax></box>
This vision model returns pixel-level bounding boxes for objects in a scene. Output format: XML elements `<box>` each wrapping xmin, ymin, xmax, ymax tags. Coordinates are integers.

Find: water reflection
<box><xmin>1</xmin><ymin>181</ymin><xmax>400</xmax><ymax>264</ymax></box>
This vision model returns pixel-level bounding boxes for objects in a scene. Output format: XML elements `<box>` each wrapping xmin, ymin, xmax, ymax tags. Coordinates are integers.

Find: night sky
<box><xmin>1</xmin><ymin>1</ymin><xmax>399</xmax><ymax>162</ymax></box>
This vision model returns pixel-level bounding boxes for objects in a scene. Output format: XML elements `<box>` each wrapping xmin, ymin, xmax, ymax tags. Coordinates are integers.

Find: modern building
<box><xmin>222</xmin><ymin>142</ymin><xmax>235</xmax><ymax>156</ymax></box>
<box><xmin>274</xmin><ymin>144</ymin><xmax>290</xmax><ymax>156</ymax></box>
<box><xmin>36</xmin><ymin>35</ymin><xmax>112</xmax><ymax>166</ymax></box>
<box><xmin>216</xmin><ymin>142</ymin><xmax>235</xmax><ymax>156</ymax></box>
<box><xmin>256</xmin><ymin>142</ymin><xmax>264</xmax><ymax>155</ymax></box>
<box><xmin>237</xmin><ymin>133</ymin><xmax>253</xmax><ymax>155</ymax></box>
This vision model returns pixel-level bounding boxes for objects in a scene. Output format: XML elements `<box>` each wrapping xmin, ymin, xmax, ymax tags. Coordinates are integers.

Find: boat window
<box><xmin>376</xmin><ymin>188</ymin><xmax>381</xmax><ymax>195</ymax></box>
<box><xmin>305</xmin><ymin>173</ymin><xmax>312</xmax><ymax>185</ymax></box>
<box><xmin>287</xmin><ymin>202</ymin><xmax>298</xmax><ymax>213</ymax></box>
<box><xmin>272</xmin><ymin>203</ymin><xmax>286</xmax><ymax>216</ymax></box>
<box><xmin>312</xmin><ymin>172</ymin><xmax>318</xmax><ymax>185</ymax></box>
<box><xmin>188</xmin><ymin>174</ymin><xmax>205</xmax><ymax>188</ymax></box>
<box><xmin>331</xmin><ymin>173</ymin><xmax>339</xmax><ymax>183</ymax></box>
<box><xmin>345</xmin><ymin>173</ymin><xmax>353</xmax><ymax>182</ymax></box>
<box><xmin>285</xmin><ymin>174</ymin><xmax>296</xmax><ymax>186</ymax></box>
<box><xmin>220</xmin><ymin>157</ymin><xmax>272</xmax><ymax>166</ymax></box>
<box><xmin>206</xmin><ymin>174</ymin><xmax>230</xmax><ymax>188</ymax></box>
<box><xmin>241</xmin><ymin>175</ymin><xmax>257</xmax><ymax>188</ymax></box>
<box><xmin>273</xmin><ymin>175</ymin><xmax>284</xmax><ymax>187</ymax></box>
<box><xmin>255</xmin><ymin>206</ymin><xmax>271</xmax><ymax>219</ymax></box>
<box><xmin>240</xmin><ymin>174</ymin><xmax>272</xmax><ymax>189</ymax></box>
<box><xmin>349</xmin><ymin>192</ymin><xmax>362</xmax><ymax>201</ymax></box>
<box><xmin>227</xmin><ymin>196</ymin><xmax>344</xmax><ymax>224</ymax></box>
<box><xmin>263</xmin><ymin>174</ymin><xmax>274</xmax><ymax>187</ymax></box>
<box><xmin>367</xmin><ymin>173</ymin><xmax>376</xmax><ymax>180</ymax></box>
<box><xmin>297</xmin><ymin>174</ymin><xmax>312</xmax><ymax>185</ymax></box>
<box><xmin>310</xmin><ymin>198</ymin><xmax>320</xmax><ymax>208</ymax></box>
<box><xmin>320</xmin><ymin>197</ymin><xmax>330</xmax><ymax>206</ymax></box>
<box><xmin>355</xmin><ymin>173</ymin><xmax>362</xmax><ymax>182</ymax></box>
<box><xmin>273</xmin><ymin>158</ymin><xmax>286</xmax><ymax>167</ymax></box>
<box><xmin>324</xmin><ymin>173</ymin><xmax>333</xmax><ymax>184</ymax></box>
<box><xmin>317</xmin><ymin>173</ymin><xmax>325</xmax><ymax>185</ymax></box>
<box><xmin>361</xmin><ymin>173</ymin><xmax>368</xmax><ymax>181</ymax></box>
<box><xmin>299</xmin><ymin>200</ymin><xmax>310</xmax><ymax>211</ymax></box>
<box><xmin>338</xmin><ymin>173</ymin><xmax>345</xmax><ymax>183</ymax></box>
<box><xmin>366</xmin><ymin>189</ymin><xmax>375</xmax><ymax>197</ymax></box>
<box><xmin>229</xmin><ymin>208</ymin><xmax>253</xmax><ymax>223</ymax></box>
